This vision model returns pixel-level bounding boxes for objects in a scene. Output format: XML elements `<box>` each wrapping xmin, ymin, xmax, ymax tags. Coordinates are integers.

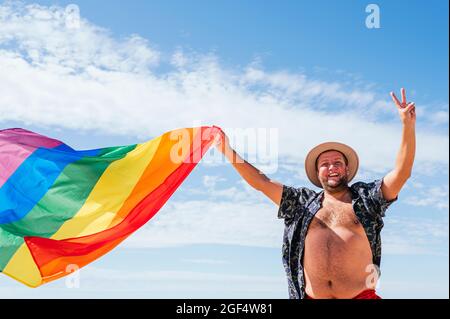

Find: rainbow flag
<box><xmin>0</xmin><ymin>126</ymin><xmax>220</xmax><ymax>287</ymax></box>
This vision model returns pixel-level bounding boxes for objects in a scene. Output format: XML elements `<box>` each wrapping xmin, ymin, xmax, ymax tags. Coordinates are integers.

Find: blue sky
<box><xmin>0</xmin><ymin>0</ymin><xmax>448</xmax><ymax>298</ymax></box>
<box><xmin>33</xmin><ymin>0</ymin><xmax>448</xmax><ymax>97</ymax></box>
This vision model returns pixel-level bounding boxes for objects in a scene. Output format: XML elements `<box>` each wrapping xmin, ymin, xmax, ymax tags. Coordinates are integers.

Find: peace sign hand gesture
<box><xmin>390</xmin><ymin>88</ymin><xmax>416</xmax><ymax>126</ymax></box>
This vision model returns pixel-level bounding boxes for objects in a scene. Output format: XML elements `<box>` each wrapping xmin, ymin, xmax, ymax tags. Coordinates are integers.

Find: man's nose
<box><xmin>328</xmin><ymin>166</ymin><xmax>338</xmax><ymax>173</ymax></box>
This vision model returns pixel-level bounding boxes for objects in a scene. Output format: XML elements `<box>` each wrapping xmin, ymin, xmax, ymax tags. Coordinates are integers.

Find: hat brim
<box><xmin>305</xmin><ymin>142</ymin><xmax>359</xmax><ymax>188</ymax></box>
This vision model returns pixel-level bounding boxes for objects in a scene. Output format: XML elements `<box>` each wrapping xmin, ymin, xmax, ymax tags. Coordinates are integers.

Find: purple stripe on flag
<box><xmin>0</xmin><ymin>128</ymin><xmax>63</xmax><ymax>188</ymax></box>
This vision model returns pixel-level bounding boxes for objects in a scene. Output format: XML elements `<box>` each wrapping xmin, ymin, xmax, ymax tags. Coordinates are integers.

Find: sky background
<box><xmin>0</xmin><ymin>0</ymin><xmax>448</xmax><ymax>298</ymax></box>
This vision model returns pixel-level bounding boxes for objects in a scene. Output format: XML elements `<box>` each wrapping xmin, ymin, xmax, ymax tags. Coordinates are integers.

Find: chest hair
<box><xmin>313</xmin><ymin>198</ymin><xmax>360</xmax><ymax>229</ymax></box>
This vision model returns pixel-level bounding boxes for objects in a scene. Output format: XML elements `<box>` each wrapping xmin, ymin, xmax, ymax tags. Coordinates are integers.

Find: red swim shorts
<box><xmin>306</xmin><ymin>289</ymin><xmax>382</xmax><ymax>299</ymax></box>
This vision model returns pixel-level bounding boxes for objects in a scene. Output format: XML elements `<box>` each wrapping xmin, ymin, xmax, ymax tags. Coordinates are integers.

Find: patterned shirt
<box><xmin>277</xmin><ymin>179</ymin><xmax>397</xmax><ymax>299</ymax></box>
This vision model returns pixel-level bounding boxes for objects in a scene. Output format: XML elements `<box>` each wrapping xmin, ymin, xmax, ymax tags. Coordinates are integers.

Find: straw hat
<box><xmin>305</xmin><ymin>142</ymin><xmax>359</xmax><ymax>188</ymax></box>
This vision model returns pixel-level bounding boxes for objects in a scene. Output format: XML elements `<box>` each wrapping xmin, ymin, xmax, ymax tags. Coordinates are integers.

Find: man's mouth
<box><xmin>328</xmin><ymin>173</ymin><xmax>339</xmax><ymax>178</ymax></box>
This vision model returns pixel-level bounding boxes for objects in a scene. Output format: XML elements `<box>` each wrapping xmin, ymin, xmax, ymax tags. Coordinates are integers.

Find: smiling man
<box><xmin>214</xmin><ymin>88</ymin><xmax>416</xmax><ymax>299</ymax></box>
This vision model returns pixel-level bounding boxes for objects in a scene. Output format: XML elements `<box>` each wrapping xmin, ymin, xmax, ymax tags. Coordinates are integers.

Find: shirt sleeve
<box><xmin>367</xmin><ymin>178</ymin><xmax>398</xmax><ymax>217</ymax></box>
<box><xmin>277</xmin><ymin>185</ymin><xmax>314</xmax><ymax>224</ymax></box>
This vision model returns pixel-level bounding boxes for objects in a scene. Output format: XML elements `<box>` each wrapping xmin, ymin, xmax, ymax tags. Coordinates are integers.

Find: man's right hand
<box><xmin>214</xmin><ymin>128</ymin><xmax>231</xmax><ymax>155</ymax></box>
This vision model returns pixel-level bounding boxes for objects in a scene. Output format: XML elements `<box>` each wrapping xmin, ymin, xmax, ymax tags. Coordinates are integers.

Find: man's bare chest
<box><xmin>310</xmin><ymin>201</ymin><xmax>360</xmax><ymax>229</ymax></box>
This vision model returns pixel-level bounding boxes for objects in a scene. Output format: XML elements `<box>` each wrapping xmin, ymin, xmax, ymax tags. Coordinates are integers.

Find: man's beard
<box><xmin>320</xmin><ymin>174</ymin><xmax>349</xmax><ymax>193</ymax></box>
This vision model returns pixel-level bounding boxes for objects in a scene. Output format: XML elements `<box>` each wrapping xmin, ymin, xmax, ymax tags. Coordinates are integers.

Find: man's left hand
<box><xmin>390</xmin><ymin>88</ymin><xmax>416</xmax><ymax>126</ymax></box>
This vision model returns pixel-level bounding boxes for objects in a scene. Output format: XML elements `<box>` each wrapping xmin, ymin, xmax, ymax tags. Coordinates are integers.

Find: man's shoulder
<box><xmin>278</xmin><ymin>185</ymin><xmax>320</xmax><ymax>221</ymax></box>
<box><xmin>284</xmin><ymin>184</ymin><xmax>318</xmax><ymax>197</ymax></box>
<box><xmin>350</xmin><ymin>179</ymin><xmax>383</xmax><ymax>196</ymax></box>
<box><xmin>281</xmin><ymin>184</ymin><xmax>319</xmax><ymax>205</ymax></box>
<box><xmin>351</xmin><ymin>180</ymin><xmax>371</xmax><ymax>189</ymax></box>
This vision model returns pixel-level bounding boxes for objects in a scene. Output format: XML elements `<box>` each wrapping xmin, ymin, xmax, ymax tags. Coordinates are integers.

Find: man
<box><xmin>214</xmin><ymin>88</ymin><xmax>416</xmax><ymax>299</ymax></box>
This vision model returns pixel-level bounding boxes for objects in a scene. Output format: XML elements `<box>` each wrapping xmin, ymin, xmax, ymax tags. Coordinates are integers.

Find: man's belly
<box><xmin>303</xmin><ymin>226</ymin><xmax>374</xmax><ymax>299</ymax></box>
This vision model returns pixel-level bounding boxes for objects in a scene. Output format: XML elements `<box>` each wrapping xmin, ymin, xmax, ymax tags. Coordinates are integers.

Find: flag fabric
<box><xmin>0</xmin><ymin>126</ymin><xmax>220</xmax><ymax>287</ymax></box>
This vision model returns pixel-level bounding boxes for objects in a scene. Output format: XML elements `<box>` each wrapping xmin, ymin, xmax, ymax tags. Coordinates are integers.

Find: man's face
<box><xmin>316</xmin><ymin>150</ymin><xmax>349</xmax><ymax>192</ymax></box>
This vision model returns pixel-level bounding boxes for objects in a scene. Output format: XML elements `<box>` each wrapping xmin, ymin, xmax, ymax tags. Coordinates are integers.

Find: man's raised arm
<box><xmin>213</xmin><ymin>129</ymin><xmax>283</xmax><ymax>205</ymax></box>
<box><xmin>382</xmin><ymin>88</ymin><xmax>416</xmax><ymax>201</ymax></box>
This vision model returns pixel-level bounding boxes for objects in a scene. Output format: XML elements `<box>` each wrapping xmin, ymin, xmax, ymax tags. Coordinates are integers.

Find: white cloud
<box><xmin>418</xmin><ymin>103</ymin><xmax>449</xmax><ymax>127</ymax></box>
<box><xmin>382</xmin><ymin>216</ymin><xmax>449</xmax><ymax>256</ymax></box>
<box><xmin>241</xmin><ymin>66</ymin><xmax>377</xmax><ymax>109</ymax></box>
<box><xmin>170</xmin><ymin>49</ymin><xmax>190</xmax><ymax>68</ymax></box>
<box><xmin>123</xmin><ymin>197</ymin><xmax>284</xmax><ymax>249</ymax></box>
<box><xmin>188</xmin><ymin>177</ymin><xmax>265</xmax><ymax>203</ymax></box>
<box><xmin>0</xmin><ymin>1</ymin><xmax>448</xmax><ymax>179</ymax></box>
<box><xmin>403</xmin><ymin>184</ymin><xmax>449</xmax><ymax>210</ymax></box>
<box><xmin>202</xmin><ymin>175</ymin><xmax>227</xmax><ymax>188</ymax></box>
<box><xmin>0</xmin><ymin>2</ymin><xmax>159</xmax><ymax>73</ymax></box>
<box><xmin>429</xmin><ymin>110</ymin><xmax>449</xmax><ymax>126</ymax></box>
<box><xmin>0</xmin><ymin>267</ymin><xmax>287</xmax><ymax>298</ymax></box>
<box><xmin>180</xmin><ymin>258</ymin><xmax>230</xmax><ymax>265</ymax></box>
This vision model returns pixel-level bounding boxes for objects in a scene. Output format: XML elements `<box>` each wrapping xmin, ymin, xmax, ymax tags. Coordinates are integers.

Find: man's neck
<box><xmin>323</xmin><ymin>186</ymin><xmax>351</xmax><ymax>202</ymax></box>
